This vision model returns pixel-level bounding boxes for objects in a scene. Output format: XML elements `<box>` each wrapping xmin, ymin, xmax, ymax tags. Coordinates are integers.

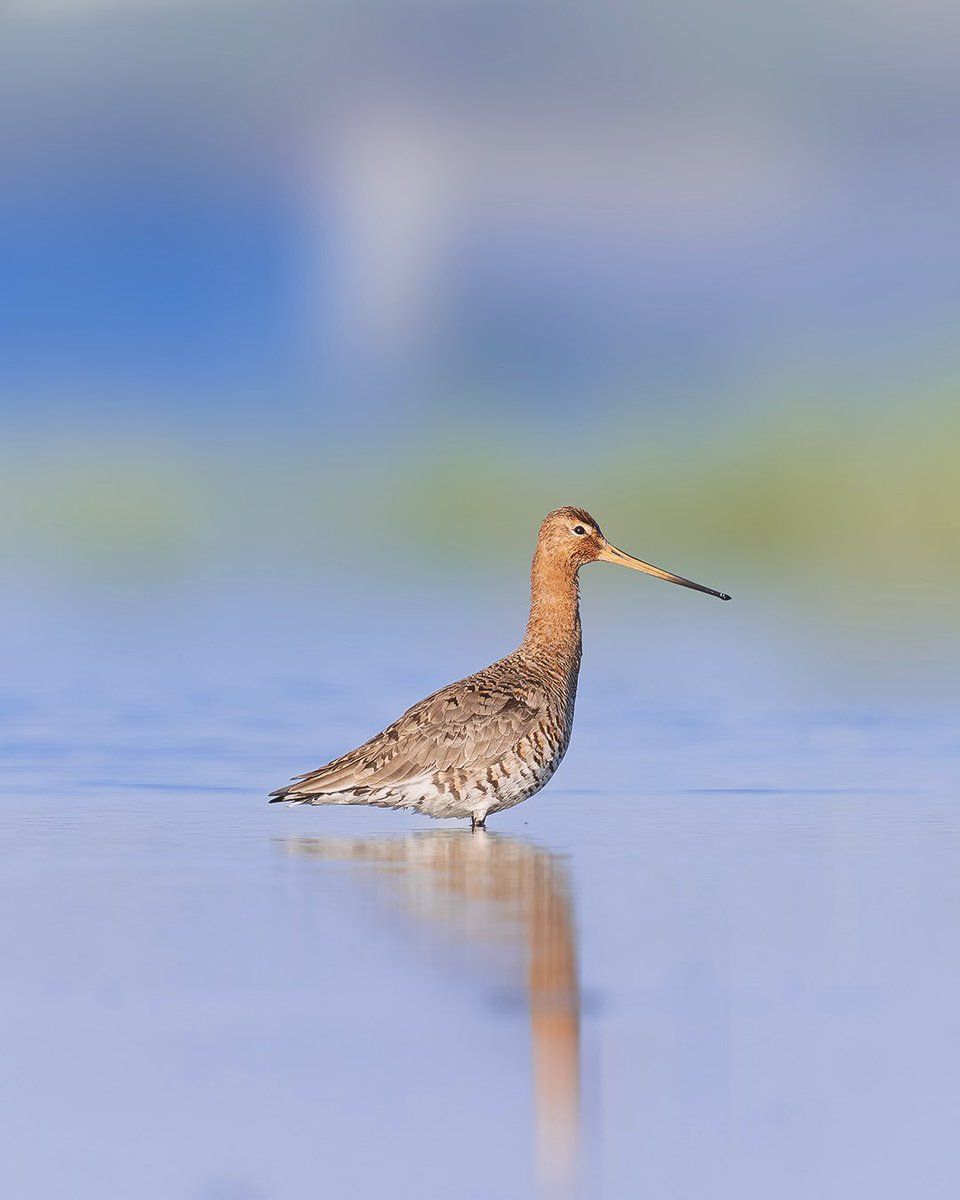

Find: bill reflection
<box><xmin>282</xmin><ymin>831</ymin><xmax>580</xmax><ymax>1194</ymax></box>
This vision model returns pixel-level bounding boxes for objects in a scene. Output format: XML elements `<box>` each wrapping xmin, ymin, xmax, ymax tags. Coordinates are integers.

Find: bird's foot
<box><xmin>470</xmin><ymin>815</ymin><xmax>487</xmax><ymax>831</ymax></box>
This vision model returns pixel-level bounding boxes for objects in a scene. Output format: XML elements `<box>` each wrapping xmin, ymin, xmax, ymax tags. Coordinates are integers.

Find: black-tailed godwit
<box><xmin>269</xmin><ymin>507</ymin><xmax>730</xmax><ymax>827</ymax></box>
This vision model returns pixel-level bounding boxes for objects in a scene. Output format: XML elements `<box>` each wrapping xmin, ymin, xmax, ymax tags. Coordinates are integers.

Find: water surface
<box><xmin>2</xmin><ymin>588</ymin><xmax>958</xmax><ymax>1199</ymax></box>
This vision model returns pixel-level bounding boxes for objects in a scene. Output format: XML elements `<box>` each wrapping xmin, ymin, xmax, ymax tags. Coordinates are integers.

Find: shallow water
<box><xmin>2</xmin><ymin>587</ymin><xmax>959</xmax><ymax>1199</ymax></box>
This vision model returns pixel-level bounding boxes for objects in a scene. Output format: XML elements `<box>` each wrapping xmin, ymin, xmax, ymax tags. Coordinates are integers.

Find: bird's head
<box><xmin>536</xmin><ymin>507</ymin><xmax>730</xmax><ymax>600</ymax></box>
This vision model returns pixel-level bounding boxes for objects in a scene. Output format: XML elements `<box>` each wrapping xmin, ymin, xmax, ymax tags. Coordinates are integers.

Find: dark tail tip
<box><xmin>268</xmin><ymin>788</ymin><xmax>290</xmax><ymax>804</ymax></box>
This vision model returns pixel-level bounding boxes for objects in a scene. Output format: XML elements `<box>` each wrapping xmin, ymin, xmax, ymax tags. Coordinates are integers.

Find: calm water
<box><xmin>2</xmin><ymin>585</ymin><xmax>959</xmax><ymax>1199</ymax></box>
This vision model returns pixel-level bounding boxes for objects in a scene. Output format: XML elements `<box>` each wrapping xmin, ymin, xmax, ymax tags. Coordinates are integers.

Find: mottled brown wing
<box><xmin>272</xmin><ymin>664</ymin><xmax>546</xmax><ymax>801</ymax></box>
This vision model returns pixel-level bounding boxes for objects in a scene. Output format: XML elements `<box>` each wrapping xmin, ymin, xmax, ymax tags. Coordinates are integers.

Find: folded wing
<box><xmin>269</xmin><ymin>664</ymin><xmax>546</xmax><ymax>805</ymax></box>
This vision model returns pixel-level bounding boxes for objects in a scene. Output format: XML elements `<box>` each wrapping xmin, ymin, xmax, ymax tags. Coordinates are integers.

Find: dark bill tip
<box><xmin>680</xmin><ymin>581</ymin><xmax>731</xmax><ymax>601</ymax></box>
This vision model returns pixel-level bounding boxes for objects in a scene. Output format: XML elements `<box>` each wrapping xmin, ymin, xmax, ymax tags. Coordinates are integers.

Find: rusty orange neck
<box><xmin>521</xmin><ymin>544</ymin><xmax>582</xmax><ymax>671</ymax></box>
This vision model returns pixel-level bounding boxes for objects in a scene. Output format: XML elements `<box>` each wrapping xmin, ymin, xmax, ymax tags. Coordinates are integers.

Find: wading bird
<box><xmin>269</xmin><ymin>507</ymin><xmax>729</xmax><ymax>827</ymax></box>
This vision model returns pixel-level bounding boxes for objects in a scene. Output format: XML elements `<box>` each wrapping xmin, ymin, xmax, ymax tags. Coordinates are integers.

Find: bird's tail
<box><xmin>268</xmin><ymin>784</ymin><xmax>300</xmax><ymax>804</ymax></box>
<box><xmin>267</xmin><ymin>782</ymin><xmax>378</xmax><ymax>807</ymax></box>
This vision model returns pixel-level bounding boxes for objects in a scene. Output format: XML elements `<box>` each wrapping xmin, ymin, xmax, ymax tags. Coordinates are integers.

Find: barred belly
<box><xmin>477</xmin><ymin>716</ymin><xmax>572</xmax><ymax>819</ymax></box>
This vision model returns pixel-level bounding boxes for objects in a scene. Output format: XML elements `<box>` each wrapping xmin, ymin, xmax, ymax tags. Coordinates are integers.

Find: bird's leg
<box><xmin>471</xmin><ymin>814</ymin><xmax>486</xmax><ymax>831</ymax></box>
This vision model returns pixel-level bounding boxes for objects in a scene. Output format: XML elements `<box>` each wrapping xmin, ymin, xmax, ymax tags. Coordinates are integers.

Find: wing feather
<box><xmin>271</xmin><ymin>659</ymin><xmax>546</xmax><ymax>803</ymax></box>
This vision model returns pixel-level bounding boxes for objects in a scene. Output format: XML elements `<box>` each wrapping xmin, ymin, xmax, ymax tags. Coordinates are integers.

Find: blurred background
<box><xmin>2</xmin><ymin>0</ymin><xmax>958</xmax><ymax>680</ymax></box>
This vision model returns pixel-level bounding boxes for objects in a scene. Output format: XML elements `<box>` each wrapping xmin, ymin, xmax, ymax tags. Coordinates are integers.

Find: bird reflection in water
<box><xmin>282</xmin><ymin>831</ymin><xmax>580</xmax><ymax>1194</ymax></box>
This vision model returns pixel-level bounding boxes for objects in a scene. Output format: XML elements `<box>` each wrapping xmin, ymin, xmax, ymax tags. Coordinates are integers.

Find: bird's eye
<box><xmin>573</xmin><ymin>525</ymin><xmax>587</xmax><ymax>536</ymax></box>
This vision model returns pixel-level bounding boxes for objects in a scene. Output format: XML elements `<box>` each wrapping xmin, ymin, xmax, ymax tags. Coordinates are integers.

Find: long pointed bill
<box><xmin>597</xmin><ymin>543</ymin><xmax>731</xmax><ymax>600</ymax></box>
